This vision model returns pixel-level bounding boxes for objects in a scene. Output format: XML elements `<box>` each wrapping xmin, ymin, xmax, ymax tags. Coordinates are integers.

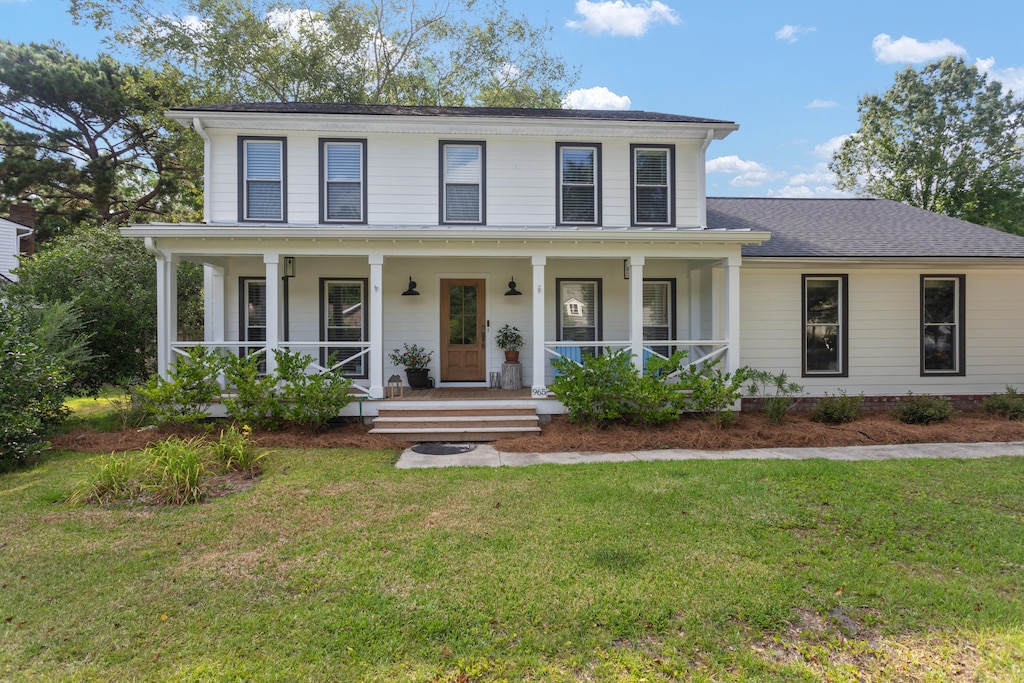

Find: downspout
<box><xmin>192</xmin><ymin>117</ymin><xmax>212</xmax><ymax>225</ymax></box>
<box><xmin>698</xmin><ymin>129</ymin><xmax>715</xmax><ymax>229</ymax></box>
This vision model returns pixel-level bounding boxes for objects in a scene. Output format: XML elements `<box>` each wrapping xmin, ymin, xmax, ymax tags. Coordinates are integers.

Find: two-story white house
<box><xmin>121</xmin><ymin>103</ymin><xmax>1024</xmax><ymax>422</ymax></box>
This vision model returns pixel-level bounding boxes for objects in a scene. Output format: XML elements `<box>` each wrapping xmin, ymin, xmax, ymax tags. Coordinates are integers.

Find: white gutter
<box><xmin>191</xmin><ymin>117</ymin><xmax>212</xmax><ymax>225</ymax></box>
<box><xmin>698</xmin><ymin>129</ymin><xmax>715</xmax><ymax>229</ymax></box>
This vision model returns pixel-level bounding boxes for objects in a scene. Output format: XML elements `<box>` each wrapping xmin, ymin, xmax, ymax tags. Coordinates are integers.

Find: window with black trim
<box><xmin>320</xmin><ymin>139</ymin><xmax>366</xmax><ymax>223</ymax></box>
<box><xmin>557</xmin><ymin>279</ymin><xmax>601</xmax><ymax>357</ymax></box>
<box><xmin>240</xmin><ymin>277</ymin><xmax>267</xmax><ymax>372</ymax></box>
<box><xmin>557</xmin><ymin>143</ymin><xmax>601</xmax><ymax>225</ymax></box>
<box><xmin>643</xmin><ymin>279</ymin><xmax>676</xmax><ymax>357</ymax></box>
<box><xmin>321</xmin><ymin>278</ymin><xmax>368</xmax><ymax>377</ymax></box>
<box><xmin>440</xmin><ymin>141</ymin><xmax>485</xmax><ymax>224</ymax></box>
<box><xmin>632</xmin><ymin>145</ymin><xmax>674</xmax><ymax>226</ymax></box>
<box><xmin>803</xmin><ymin>275</ymin><xmax>848</xmax><ymax>377</ymax></box>
<box><xmin>922</xmin><ymin>275</ymin><xmax>965</xmax><ymax>375</ymax></box>
<box><xmin>238</xmin><ymin>137</ymin><xmax>286</xmax><ymax>222</ymax></box>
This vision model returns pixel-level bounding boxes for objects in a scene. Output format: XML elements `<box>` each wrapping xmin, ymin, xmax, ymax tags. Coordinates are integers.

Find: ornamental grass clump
<box><xmin>210</xmin><ymin>425</ymin><xmax>267</xmax><ymax>475</ymax></box>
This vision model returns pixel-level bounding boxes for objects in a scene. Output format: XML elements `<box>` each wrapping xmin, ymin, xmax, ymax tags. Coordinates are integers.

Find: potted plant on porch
<box><xmin>495</xmin><ymin>324</ymin><xmax>524</xmax><ymax>362</ymax></box>
<box><xmin>389</xmin><ymin>343</ymin><xmax>433</xmax><ymax>389</ymax></box>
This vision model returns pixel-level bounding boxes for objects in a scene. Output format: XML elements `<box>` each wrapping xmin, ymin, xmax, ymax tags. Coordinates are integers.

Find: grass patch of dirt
<box><xmin>50</xmin><ymin>410</ymin><xmax>1024</xmax><ymax>455</ymax></box>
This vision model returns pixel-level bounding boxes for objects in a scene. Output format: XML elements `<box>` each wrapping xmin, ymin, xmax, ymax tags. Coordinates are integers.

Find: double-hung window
<box><xmin>557</xmin><ymin>143</ymin><xmax>601</xmax><ymax>225</ymax></box>
<box><xmin>922</xmin><ymin>275</ymin><xmax>965</xmax><ymax>375</ymax></box>
<box><xmin>321</xmin><ymin>278</ymin><xmax>368</xmax><ymax>377</ymax></box>
<box><xmin>240</xmin><ymin>277</ymin><xmax>267</xmax><ymax>373</ymax></box>
<box><xmin>321</xmin><ymin>139</ymin><xmax>366</xmax><ymax>223</ymax></box>
<box><xmin>440</xmin><ymin>141</ymin><xmax>485</xmax><ymax>224</ymax></box>
<box><xmin>239</xmin><ymin>137</ymin><xmax>286</xmax><ymax>222</ymax></box>
<box><xmin>643</xmin><ymin>279</ymin><xmax>676</xmax><ymax>359</ymax></box>
<box><xmin>803</xmin><ymin>275</ymin><xmax>848</xmax><ymax>377</ymax></box>
<box><xmin>557</xmin><ymin>279</ymin><xmax>601</xmax><ymax>357</ymax></box>
<box><xmin>632</xmin><ymin>145</ymin><xmax>674</xmax><ymax>226</ymax></box>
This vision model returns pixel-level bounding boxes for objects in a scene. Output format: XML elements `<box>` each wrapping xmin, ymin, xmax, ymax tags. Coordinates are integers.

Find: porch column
<box><xmin>154</xmin><ymin>251</ymin><xmax>175</xmax><ymax>378</ymax></box>
<box><xmin>629</xmin><ymin>256</ymin><xmax>645</xmax><ymax>373</ymax></box>
<box><xmin>203</xmin><ymin>264</ymin><xmax>225</xmax><ymax>344</ymax></box>
<box><xmin>724</xmin><ymin>256</ymin><xmax>741</xmax><ymax>375</ymax></box>
<box><xmin>263</xmin><ymin>254</ymin><xmax>280</xmax><ymax>375</ymax></box>
<box><xmin>531</xmin><ymin>255</ymin><xmax>547</xmax><ymax>397</ymax></box>
<box><xmin>368</xmin><ymin>253</ymin><xmax>384</xmax><ymax>398</ymax></box>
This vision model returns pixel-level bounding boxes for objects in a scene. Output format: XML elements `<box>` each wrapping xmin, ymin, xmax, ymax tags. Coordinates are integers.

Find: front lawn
<box><xmin>1</xmin><ymin>448</ymin><xmax>1022</xmax><ymax>681</ymax></box>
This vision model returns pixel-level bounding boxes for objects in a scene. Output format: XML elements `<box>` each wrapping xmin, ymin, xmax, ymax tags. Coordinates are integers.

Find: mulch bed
<box><xmin>51</xmin><ymin>411</ymin><xmax>1024</xmax><ymax>455</ymax></box>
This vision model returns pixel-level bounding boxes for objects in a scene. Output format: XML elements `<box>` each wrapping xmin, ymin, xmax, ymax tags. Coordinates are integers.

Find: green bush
<box><xmin>810</xmin><ymin>391</ymin><xmax>863</xmax><ymax>425</ymax></box>
<box><xmin>0</xmin><ymin>301</ymin><xmax>70</xmax><ymax>469</ymax></box>
<box><xmin>138</xmin><ymin>347</ymin><xmax>225</xmax><ymax>427</ymax></box>
<box><xmin>222</xmin><ymin>351</ymin><xmax>284</xmax><ymax>430</ymax></box>
<box><xmin>892</xmin><ymin>392</ymin><xmax>955</xmax><ymax>425</ymax></box>
<box><xmin>982</xmin><ymin>386</ymin><xmax>1024</xmax><ymax>420</ymax></box>
<box><xmin>747</xmin><ymin>369</ymin><xmax>805</xmax><ymax>424</ymax></box>
<box><xmin>275</xmin><ymin>349</ymin><xmax>354</xmax><ymax>432</ymax></box>
<box><xmin>676</xmin><ymin>358</ymin><xmax>751</xmax><ymax>426</ymax></box>
<box><xmin>550</xmin><ymin>350</ymin><xmax>691</xmax><ymax>427</ymax></box>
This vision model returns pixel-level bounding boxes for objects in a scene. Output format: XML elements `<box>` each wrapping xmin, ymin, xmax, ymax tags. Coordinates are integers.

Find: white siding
<box><xmin>0</xmin><ymin>223</ymin><xmax>21</xmax><ymax>281</ymax></box>
<box><xmin>741</xmin><ymin>264</ymin><xmax>1024</xmax><ymax>397</ymax></box>
<box><xmin>204</xmin><ymin>127</ymin><xmax>705</xmax><ymax>229</ymax></box>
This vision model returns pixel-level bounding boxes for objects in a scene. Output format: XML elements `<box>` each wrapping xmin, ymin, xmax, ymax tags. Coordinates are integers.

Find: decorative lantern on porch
<box><xmin>387</xmin><ymin>374</ymin><xmax>404</xmax><ymax>398</ymax></box>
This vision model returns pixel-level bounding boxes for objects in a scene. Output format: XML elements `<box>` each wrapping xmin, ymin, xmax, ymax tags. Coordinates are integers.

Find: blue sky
<box><xmin>3</xmin><ymin>0</ymin><xmax>1023</xmax><ymax>198</ymax></box>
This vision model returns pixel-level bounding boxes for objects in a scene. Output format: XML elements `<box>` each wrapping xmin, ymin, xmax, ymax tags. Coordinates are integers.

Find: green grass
<box><xmin>2</xmin><ymin>448</ymin><xmax>1023</xmax><ymax>681</ymax></box>
<box><xmin>62</xmin><ymin>386</ymin><xmax>140</xmax><ymax>432</ymax></box>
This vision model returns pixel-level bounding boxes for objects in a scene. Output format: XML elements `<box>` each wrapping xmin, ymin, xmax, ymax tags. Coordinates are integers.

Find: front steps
<box><xmin>369</xmin><ymin>403</ymin><xmax>541</xmax><ymax>442</ymax></box>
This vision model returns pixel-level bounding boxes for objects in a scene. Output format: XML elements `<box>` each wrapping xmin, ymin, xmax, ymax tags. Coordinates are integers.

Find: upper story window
<box><xmin>440</xmin><ymin>141</ymin><xmax>485</xmax><ymax>224</ymax></box>
<box><xmin>557</xmin><ymin>143</ymin><xmax>601</xmax><ymax>225</ymax></box>
<box><xmin>238</xmin><ymin>137</ymin><xmax>286</xmax><ymax>222</ymax></box>
<box><xmin>803</xmin><ymin>274</ymin><xmax>848</xmax><ymax>377</ymax></box>
<box><xmin>922</xmin><ymin>275</ymin><xmax>965</xmax><ymax>375</ymax></box>
<box><xmin>632</xmin><ymin>145</ymin><xmax>674</xmax><ymax>226</ymax></box>
<box><xmin>321</xmin><ymin>139</ymin><xmax>366</xmax><ymax>223</ymax></box>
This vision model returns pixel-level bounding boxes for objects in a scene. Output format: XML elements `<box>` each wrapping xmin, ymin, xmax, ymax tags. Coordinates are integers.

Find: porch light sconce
<box><xmin>401</xmin><ymin>276</ymin><xmax>420</xmax><ymax>296</ymax></box>
<box><xmin>623</xmin><ymin>259</ymin><xmax>629</xmax><ymax>280</ymax></box>
<box><xmin>283</xmin><ymin>256</ymin><xmax>296</xmax><ymax>278</ymax></box>
<box><xmin>504</xmin><ymin>277</ymin><xmax>522</xmax><ymax>296</ymax></box>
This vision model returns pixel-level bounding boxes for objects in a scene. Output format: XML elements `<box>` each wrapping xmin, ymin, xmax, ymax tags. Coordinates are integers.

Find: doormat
<box><xmin>411</xmin><ymin>443</ymin><xmax>478</xmax><ymax>455</ymax></box>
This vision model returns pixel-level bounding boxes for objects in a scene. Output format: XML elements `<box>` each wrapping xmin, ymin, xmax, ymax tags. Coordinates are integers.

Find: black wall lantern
<box><xmin>402</xmin><ymin>276</ymin><xmax>420</xmax><ymax>296</ymax></box>
<box><xmin>504</xmin><ymin>276</ymin><xmax>522</xmax><ymax>296</ymax></box>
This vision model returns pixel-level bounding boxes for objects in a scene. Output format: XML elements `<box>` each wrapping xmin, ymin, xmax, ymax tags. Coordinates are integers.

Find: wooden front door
<box><xmin>441</xmin><ymin>279</ymin><xmax>486</xmax><ymax>381</ymax></box>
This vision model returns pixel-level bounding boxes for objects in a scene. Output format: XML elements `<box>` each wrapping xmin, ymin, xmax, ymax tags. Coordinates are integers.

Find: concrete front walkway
<box><xmin>395</xmin><ymin>441</ymin><xmax>1024</xmax><ymax>468</ymax></box>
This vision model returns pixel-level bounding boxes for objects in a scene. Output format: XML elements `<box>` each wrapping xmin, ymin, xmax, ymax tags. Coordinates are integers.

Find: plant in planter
<box><xmin>389</xmin><ymin>343</ymin><xmax>433</xmax><ymax>389</ymax></box>
<box><xmin>495</xmin><ymin>324</ymin><xmax>524</xmax><ymax>362</ymax></box>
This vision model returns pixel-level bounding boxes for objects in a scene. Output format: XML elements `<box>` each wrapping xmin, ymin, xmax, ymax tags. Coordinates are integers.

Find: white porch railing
<box><xmin>169</xmin><ymin>340</ymin><xmax>373</xmax><ymax>396</ymax></box>
<box><xmin>544</xmin><ymin>339</ymin><xmax>729</xmax><ymax>375</ymax></box>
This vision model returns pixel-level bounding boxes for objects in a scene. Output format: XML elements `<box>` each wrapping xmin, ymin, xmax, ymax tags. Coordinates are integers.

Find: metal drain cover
<box><xmin>411</xmin><ymin>443</ymin><xmax>478</xmax><ymax>455</ymax></box>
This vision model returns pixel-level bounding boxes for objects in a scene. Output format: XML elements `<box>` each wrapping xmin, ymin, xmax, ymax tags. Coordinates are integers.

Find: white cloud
<box><xmin>768</xmin><ymin>184</ymin><xmax>849</xmax><ymax>199</ymax></box>
<box><xmin>775</xmin><ymin>24</ymin><xmax>815</xmax><ymax>43</ymax></box>
<box><xmin>566</xmin><ymin>0</ymin><xmax>680</xmax><ymax>38</ymax></box>
<box><xmin>976</xmin><ymin>57</ymin><xmax>1024</xmax><ymax>97</ymax></box>
<box><xmin>872</xmin><ymin>33</ymin><xmax>967</xmax><ymax>64</ymax></box>
<box><xmin>807</xmin><ymin>99</ymin><xmax>837</xmax><ymax>109</ymax></box>
<box><xmin>265</xmin><ymin>8</ymin><xmax>330</xmax><ymax>42</ymax></box>
<box><xmin>813</xmin><ymin>134</ymin><xmax>852</xmax><ymax>160</ymax></box>
<box><xmin>562</xmin><ymin>86</ymin><xmax>632</xmax><ymax>110</ymax></box>
<box><xmin>706</xmin><ymin>155</ymin><xmax>785</xmax><ymax>188</ymax></box>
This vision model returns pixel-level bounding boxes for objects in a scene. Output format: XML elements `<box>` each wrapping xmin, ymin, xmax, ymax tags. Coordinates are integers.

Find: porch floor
<box><xmin>385</xmin><ymin>387</ymin><xmax>534</xmax><ymax>401</ymax></box>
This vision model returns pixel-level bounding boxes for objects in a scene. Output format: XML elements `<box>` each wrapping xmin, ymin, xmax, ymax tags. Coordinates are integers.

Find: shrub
<box><xmin>222</xmin><ymin>351</ymin><xmax>284</xmax><ymax>430</ymax></box>
<box><xmin>0</xmin><ymin>301</ymin><xmax>70</xmax><ymax>469</ymax></box>
<box><xmin>677</xmin><ymin>358</ymin><xmax>751</xmax><ymax>426</ymax></box>
<box><xmin>275</xmin><ymin>349</ymin><xmax>354</xmax><ymax>432</ymax></box>
<box><xmin>137</xmin><ymin>348</ymin><xmax>225</xmax><ymax>427</ymax></box>
<box><xmin>747</xmin><ymin>369</ymin><xmax>805</xmax><ymax>424</ymax></box>
<box><xmin>893</xmin><ymin>392</ymin><xmax>955</xmax><ymax>425</ymax></box>
<box><xmin>810</xmin><ymin>391</ymin><xmax>863</xmax><ymax>425</ymax></box>
<box><xmin>982</xmin><ymin>386</ymin><xmax>1024</xmax><ymax>420</ymax></box>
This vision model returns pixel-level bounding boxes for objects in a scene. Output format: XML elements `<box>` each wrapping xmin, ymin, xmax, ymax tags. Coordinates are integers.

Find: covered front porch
<box><xmin>133</xmin><ymin>226</ymin><xmax>767</xmax><ymax>417</ymax></box>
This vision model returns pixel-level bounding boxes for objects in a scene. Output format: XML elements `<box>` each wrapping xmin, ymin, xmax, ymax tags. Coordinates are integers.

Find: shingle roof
<box><xmin>706</xmin><ymin>197</ymin><xmax>1024</xmax><ymax>259</ymax></box>
<box><xmin>172</xmin><ymin>102</ymin><xmax>734</xmax><ymax>125</ymax></box>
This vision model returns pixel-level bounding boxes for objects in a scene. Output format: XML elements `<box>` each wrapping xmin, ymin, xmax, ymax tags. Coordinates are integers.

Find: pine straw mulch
<box><xmin>52</xmin><ymin>411</ymin><xmax>1024</xmax><ymax>455</ymax></box>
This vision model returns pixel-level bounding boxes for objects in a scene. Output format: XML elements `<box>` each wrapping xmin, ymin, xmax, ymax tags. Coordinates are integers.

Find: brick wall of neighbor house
<box><xmin>742</xmin><ymin>395</ymin><xmax>992</xmax><ymax>413</ymax></box>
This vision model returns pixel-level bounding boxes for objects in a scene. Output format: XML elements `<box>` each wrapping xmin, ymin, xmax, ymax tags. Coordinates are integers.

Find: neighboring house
<box><xmin>120</xmin><ymin>104</ymin><xmax>1024</xmax><ymax>417</ymax></box>
<box><xmin>0</xmin><ymin>217</ymin><xmax>33</xmax><ymax>283</ymax></box>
